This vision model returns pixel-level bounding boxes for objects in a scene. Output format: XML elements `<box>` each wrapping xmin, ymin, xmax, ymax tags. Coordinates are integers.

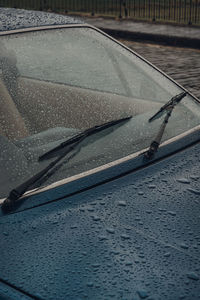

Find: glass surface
<box><xmin>0</xmin><ymin>27</ymin><xmax>199</xmax><ymax>198</ymax></box>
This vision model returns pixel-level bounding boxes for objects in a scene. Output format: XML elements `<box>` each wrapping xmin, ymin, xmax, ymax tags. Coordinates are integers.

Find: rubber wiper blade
<box><xmin>39</xmin><ymin>116</ymin><xmax>132</xmax><ymax>161</ymax></box>
<box><xmin>1</xmin><ymin>116</ymin><xmax>132</xmax><ymax>213</ymax></box>
<box><xmin>149</xmin><ymin>91</ymin><xmax>187</xmax><ymax>122</ymax></box>
<box><xmin>144</xmin><ymin>91</ymin><xmax>187</xmax><ymax>159</ymax></box>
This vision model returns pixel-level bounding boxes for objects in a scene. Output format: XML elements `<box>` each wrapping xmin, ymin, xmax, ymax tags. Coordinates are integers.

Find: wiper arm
<box><xmin>149</xmin><ymin>91</ymin><xmax>187</xmax><ymax>122</ymax></box>
<box><xmin>145</xmin><ymin>92</ymin><xmax>187</xmax><ymax>159</ymax></box>
<box><xmin>39</xmin><ymin>116</ymin><xmax>132</xmax><ymax>161</ymax></box>
<box><xmin>1</xmin><ymin>116</ymin><xmax>131</xmax><ymax>213</ymax></box>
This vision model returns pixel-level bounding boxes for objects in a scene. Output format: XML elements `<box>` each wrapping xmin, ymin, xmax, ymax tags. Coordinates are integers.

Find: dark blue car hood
<box><xmin>0</xmin><ymin>141</ymin><xmax>200</xmax><ymax>300</ymax></box>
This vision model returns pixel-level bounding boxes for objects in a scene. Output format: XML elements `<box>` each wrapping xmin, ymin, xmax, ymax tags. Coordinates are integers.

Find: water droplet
<box><xmin>125</xmin><ymin>261</ymin><xmax>133</xmax><ymax>266</ymax></box>
<box><xmin>87</xmin><ymin>282</ymin><xmax>94</xmax><ymax>287</ymax></box>
<box><xmin>92</xmin><ymin>263</ymin><xmax>100</xmax><ymax>268</ymax></box>
<box><xmin>148</xmin><ymin>184</ymin><xmax>156</xmax><ymax>189</ymax></box>
<box><xmin>106</xmin><ymin>228</ymin><xmax>115</xmax><ymax>234</ymax></box>
<box><xmin>187</xmin><ymin>188</ymin><xmax>200</xmax><ymax>195</ymax></box>
<box><xmin>98</xmin><ymin>235</ymin><xmax>107</xmax><ymax>241</ymax></box>
<box><xmin>164</xmin><ymin>252</ymin><xmax>171</xmax><ymax>257</ymax></box>
<box><xmin>92</xmin><ymin>215</ymin><xmax>101</xmax><ymax>221</ymax></box>
<box><xmin>180</xmin><ymin>243</ymin><xmax>189</xmax><ymax>249</ymax></box>
<box><xmin>87</xmin><ymin>207</ymin><xmax>94</xmax><ymax>212</ymax></box>
<box><xmin>52</xmin><ymin>220</ymin><xmax>58</xmax><ymax>225</ymax></box>
<box><xmin>186</xmin><ymin>272</ymin><xmax>199</xmax><ymax>280</ymax></box>
<box><xmin>121</xmin><ymin>234</ymin><xmax>130</xmax><ymax>240</ymax></box>
<box><xmin>118</xmin><ymin>200</ymin><xmax>127</xmax><ymax>207</ymax></box>
<box><xmin>137</xmin><ymin>290</ymin><xmax>148</xmax><ymax>299</ymax></box>
<box><xmin>135</xmin><ymin>259</ymin><xmax>140</xmax><ymax>264</ymax></box>
<box><xmin>70</xmin><ymin>225</ymin><xmax>77</xmax><ymax>229</ymax></box>
<box><xmin>168</xmin><ymin>211</ymin><xmax>176</xmax><ymax>216</ymax></box>
<box><xmin>138</xmin><ymin>191</ymin><xmax>144</xmax><ymax>195</ymax></box>
<box><xmin>177</xmin><ymin>178</ymin><xmax>190</xmax><ymax>184</ymax></box>
<box><xmin>190</xmin><ymin>175</ymin><xmax>199</xmax><ymax>180</ymax></box>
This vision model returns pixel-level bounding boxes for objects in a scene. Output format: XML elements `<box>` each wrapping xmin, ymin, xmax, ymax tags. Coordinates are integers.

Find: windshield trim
<box><xmin>0</xmin><ymin>124</ymin><xmax>199</xmax><ymax>205</ymax></box>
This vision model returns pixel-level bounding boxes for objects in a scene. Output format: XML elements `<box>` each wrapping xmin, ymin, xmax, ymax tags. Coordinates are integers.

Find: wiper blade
<box><xmin>39</xmin><ymin>116</ymin><xmax>132</xmax><ymax>161</ymax></box>
<box><xmin>145</xmin><ymin>92</ymin><xmax>187</xmax><ymax>159</ymax></box>
<box><xmin>1</xmin><ymin>116</ymin><xmax>131</xmax><ymax>213</ymax></box>
<box><xmin>149</xmin><ymin>91</ymin><xmax>187</xmax><ymax>122</ymax></box>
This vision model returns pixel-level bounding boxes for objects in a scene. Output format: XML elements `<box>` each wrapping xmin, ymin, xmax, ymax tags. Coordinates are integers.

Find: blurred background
<box><xmin>1</xmin><ymin>0</ymin><xmax>200</xmax><ymax>25</ymax></box>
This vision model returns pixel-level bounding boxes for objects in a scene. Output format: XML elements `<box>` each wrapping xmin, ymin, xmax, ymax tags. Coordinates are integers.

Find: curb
<box><xmin>99</xmin><ymin>27</ymin><xmax>200</xmax><ymax>49</ymax></box>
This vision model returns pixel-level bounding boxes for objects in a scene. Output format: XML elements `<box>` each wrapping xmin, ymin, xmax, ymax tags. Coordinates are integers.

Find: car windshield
<box><xmin>0</xmin><ymin>26</ymin><xmax>200</xmax><ymax>199</ymax></box>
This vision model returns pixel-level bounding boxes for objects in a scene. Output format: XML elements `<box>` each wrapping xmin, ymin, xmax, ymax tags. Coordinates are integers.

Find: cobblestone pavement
<box><xmin>119</xmin><ymin>40</ymin><xmax>200</xmax><ymax>100</ymax></box>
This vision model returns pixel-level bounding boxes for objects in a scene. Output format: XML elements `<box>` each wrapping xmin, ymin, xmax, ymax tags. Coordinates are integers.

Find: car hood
<box><xmin>0</xmin><ymin>141</ymin><xmax>200</xmax><ymax>300</ymax></box>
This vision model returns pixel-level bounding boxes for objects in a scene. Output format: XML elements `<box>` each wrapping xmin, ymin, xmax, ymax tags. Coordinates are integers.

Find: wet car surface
<box><xmin>0</xmin><ymin>8</ymin><xmax>200</xmax><ymax>300</ymax></box>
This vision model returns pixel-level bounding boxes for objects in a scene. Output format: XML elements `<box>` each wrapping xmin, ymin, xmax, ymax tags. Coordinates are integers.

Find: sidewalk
<box><xmin>81</xmin><ymin>16</ymin><xmax>200</xmax><ymax>49</ymax></box>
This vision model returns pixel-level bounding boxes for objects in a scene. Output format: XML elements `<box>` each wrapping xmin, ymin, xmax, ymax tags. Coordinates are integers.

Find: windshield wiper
<box><xmin>39</xmin><ymin>116</ymin><xmax>132</xmax><ymax>161</ymax></box>
<box><xmin>144</xmin><ymin>91</ymin><xmax>187</xmax><ymax>159</ymax></box>
<box><xmin>1</xmin><ymin>116</ymin><xmax>132</xmax><ymax>213</ymax></box>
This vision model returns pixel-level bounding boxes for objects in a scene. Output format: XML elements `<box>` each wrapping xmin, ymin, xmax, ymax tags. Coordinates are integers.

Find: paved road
<box><xmin>119</xmin><ymin>40</ymin><xmax>200</xmax><ymax>99</ymax></box>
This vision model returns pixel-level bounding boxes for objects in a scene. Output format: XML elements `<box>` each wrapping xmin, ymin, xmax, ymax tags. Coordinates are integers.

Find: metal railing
<box><xmin>0</xmin><ymin>0</ymin><xmax>200</xmax><ymax>25</ymax></box>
